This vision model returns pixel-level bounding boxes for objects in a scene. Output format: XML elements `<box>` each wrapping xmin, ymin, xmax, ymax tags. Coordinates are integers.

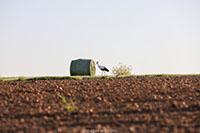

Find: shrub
<box><xmin>112</xmin><ymin>62</ymin><xmax>132</xmax><ymax>76</ymax></box>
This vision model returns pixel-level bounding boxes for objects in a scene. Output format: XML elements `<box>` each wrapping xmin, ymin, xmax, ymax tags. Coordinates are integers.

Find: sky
<box><xmin>0</xmin><ymin>0</ymin><xmax>200</xmax><ymax>77</ymax></box>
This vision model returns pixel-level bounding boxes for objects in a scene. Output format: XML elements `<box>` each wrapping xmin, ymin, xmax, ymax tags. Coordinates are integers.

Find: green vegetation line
<box><xmin>0</xmin><ymin>74</ymin><xmax>199</xmax><ymax>82</ymax></box>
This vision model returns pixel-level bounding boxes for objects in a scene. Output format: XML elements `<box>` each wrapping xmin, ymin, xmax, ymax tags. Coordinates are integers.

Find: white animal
<box><xmin>96</xmin><ymin>61</ymin><xmax>109</xmax><ymax>75</ymax></box>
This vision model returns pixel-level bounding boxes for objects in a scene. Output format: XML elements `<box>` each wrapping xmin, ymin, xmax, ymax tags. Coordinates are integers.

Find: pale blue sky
<box><xmin>0</xmin><ymin>0</ymin><xmax>200</xmax><ymax>77</ymax></box>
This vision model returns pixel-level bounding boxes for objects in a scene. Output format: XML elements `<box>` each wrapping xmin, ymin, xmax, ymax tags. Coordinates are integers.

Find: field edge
<box><xmin>0</xmin><ymin>74</ymin><xmax>200</xmax><ymax>82</ymax></box>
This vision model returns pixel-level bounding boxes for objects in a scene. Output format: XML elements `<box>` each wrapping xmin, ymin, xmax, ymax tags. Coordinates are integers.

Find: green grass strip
<box><xmin>0</xmin><ymin>74</ymin><xmax>199</xmax><ymax>82</ymax></box>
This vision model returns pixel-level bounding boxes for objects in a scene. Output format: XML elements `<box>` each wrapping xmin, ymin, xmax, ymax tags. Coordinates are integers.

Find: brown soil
<box><xmin>0</xmin><ymin>76</ymin><xmax>200</xmax><ymax>133</ymax></box>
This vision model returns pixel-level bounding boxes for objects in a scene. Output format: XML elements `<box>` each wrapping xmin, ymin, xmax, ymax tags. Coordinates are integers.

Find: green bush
<box><xmin>112</xmin><ymin>62</ymin><xmax>132</xmax><ymax>76</ymax></box>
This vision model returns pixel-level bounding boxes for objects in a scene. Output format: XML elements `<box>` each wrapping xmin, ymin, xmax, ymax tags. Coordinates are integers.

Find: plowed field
<box><xmin>0</xmin><ymin>76</ymin><xmax>200</xmax><ymax>133</ymax></box>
